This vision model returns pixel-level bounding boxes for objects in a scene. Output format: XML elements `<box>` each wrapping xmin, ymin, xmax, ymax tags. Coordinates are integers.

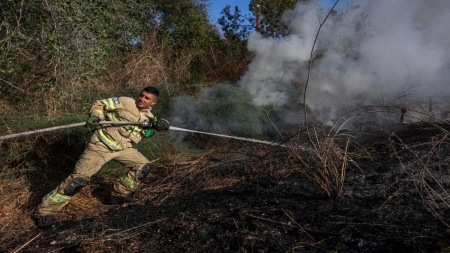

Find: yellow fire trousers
<box><xmin>36</xmin><ymin>135</ymin><xmax>151</xmax><ymax>217</ymax></box>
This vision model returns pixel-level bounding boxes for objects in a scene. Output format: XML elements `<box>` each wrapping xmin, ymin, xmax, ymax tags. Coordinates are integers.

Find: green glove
<box><xmin>86</xmin><ymin>116</ymin><xmax>100</xmax><ymax>130</ymax></box>
<box><xmin>153</xmin><ymin>117</ymin><xmax>169</xmax><ymax>131</ymax></box>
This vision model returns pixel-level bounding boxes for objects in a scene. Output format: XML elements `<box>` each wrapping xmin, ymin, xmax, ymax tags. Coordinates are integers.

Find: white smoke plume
<box><xmin>238</xmin><ymin>0</ymin><xmax>450</xmax><ymax>125</ymax></box>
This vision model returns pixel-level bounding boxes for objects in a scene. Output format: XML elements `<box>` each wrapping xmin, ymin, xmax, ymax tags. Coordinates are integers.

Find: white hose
<box><xmin>0</xmin><ymin>121</ymin><xmax>307</xmax><ymax>150</ymax></box>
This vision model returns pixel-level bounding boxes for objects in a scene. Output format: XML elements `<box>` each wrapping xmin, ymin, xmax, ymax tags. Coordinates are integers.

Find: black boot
<box><xmin>108</xmin><ymin>194</ymin><xmax>140</xmax><ymax>204</ymax></box>
<box><xmin>36</xmin><ymin>215</ymin><xmax>55</xmax><ymax>229</ymax></box>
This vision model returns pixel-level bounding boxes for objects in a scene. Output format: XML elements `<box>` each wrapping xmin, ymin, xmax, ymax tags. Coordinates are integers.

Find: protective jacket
<box><xmin>90</xmin><ymin>96</ymin><xmax>154</xmax><ymax>150</ymax></box>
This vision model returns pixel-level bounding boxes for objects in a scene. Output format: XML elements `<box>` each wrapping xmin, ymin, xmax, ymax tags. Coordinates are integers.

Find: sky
<box><xmin>208</xmin><ymin>0</ymin><xmax>347</xmax><ymax>25</ymax></box>
<box><xmin>208</xmin><ymin>0</ymin><xmax>250</xmax><ymax>24</ymax></box>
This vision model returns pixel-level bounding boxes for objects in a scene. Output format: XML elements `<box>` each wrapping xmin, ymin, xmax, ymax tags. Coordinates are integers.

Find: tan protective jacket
<box><xmin>89</xmin><ymin>96</ymin><xmax>154</xmax><ymax>150</ymax></box>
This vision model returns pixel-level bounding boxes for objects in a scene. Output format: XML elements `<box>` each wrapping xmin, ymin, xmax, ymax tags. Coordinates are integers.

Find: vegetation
<box><xmin>2</xmin><ymin>2</ymin><xmax>449</xmax><ymax>252</ymax></box>
<box><xmin>0</xmin><ymin>0</ymin><xmax>251</xmax><ymax>115</ymax></box>
<box><xmin>1</xmin><ymin>0</ymin><xmax>156</xmax><ymax>102</ymax></box>
<box><xmin>0</xmin><ymin>0</ymin><xmax>247</xmax><ymax>240</ymax></box>
<box><xmin>0</xmin><ymin>0</ymin><xmax>305</xmax><ymax>112</ymax></box>
<box><xmin>249</xmin><ymin>0</ymin><xmax>301</xmax><ymax>37</ymax></box>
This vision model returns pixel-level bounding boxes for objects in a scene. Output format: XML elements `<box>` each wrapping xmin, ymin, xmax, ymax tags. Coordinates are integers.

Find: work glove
<box><xmin>85</xmin><ymin>116</ymin><xmax>100</xmax><ymax>131</ymax></box>
<box><xmin>153</xmin><ymin>117</ymin><xmax>170</xmax><ymax>131</ymax></box>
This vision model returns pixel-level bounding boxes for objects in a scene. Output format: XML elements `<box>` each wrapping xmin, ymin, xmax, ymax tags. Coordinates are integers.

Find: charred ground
<box><xmin>2</xmin><ymin>122</ymin><xmax>450</xmax><ymax>252</ymax></box>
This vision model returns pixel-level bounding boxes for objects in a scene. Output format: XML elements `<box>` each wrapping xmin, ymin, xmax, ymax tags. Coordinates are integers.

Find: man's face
<box><xmin>136</xmin><ymin>91</ymin><xmax>158</xmax><ymax>109</ymax></box>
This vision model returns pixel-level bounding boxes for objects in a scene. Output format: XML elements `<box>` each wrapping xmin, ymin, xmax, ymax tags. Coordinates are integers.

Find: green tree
<box><xmin>249</xmin><ymin>0</ymin><xmax>304</xmax><ymax>37</ymax></box>
<box><xmin>216</xmin><ymin>5</ymin><xmax>252</xmax><ymax>76</ymax></box>
<box><xmin>151</xmin><ymin>0</ymin><xmax>224</xmax><ymax>83</ymax></box>
<box><xmin>218</xmin><ymin>5</ymin><xmax>253</xmax><ymax>42</ymax></box>
<box><xmin>154</xmin><ymin>0</ymin><xmax>221</xmax><ymax>50</ymax></box>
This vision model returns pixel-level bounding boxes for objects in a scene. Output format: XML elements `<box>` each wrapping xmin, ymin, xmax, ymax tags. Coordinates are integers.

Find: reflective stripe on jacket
<box><xmin>90</xmin><ymin>97</ymin><xmax>154</xmax><ymax>150</ymax></box>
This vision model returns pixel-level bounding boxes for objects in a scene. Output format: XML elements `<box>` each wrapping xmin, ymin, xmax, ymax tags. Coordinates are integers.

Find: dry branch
<box><xmin>12</xmin><ymin>233</ymin><xmax>42</xmax><ymax>253</ymax></box>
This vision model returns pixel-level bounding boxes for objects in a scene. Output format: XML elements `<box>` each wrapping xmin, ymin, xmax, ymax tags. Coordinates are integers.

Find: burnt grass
<box><xmin>3</xmin><ymin>122</ymin><xmax>450</xmax><ymax>252</ymax></box>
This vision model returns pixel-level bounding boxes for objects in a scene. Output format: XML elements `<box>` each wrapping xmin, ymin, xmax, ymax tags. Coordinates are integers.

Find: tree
<box><xmin>150</xmin><ymin>0</ymin><xmax>225</xmax><ymax>84</ymax></box>
<box><xmin>217</xmin><ymin>5</ymin><xmax>252</xmax><ymax>66</ymax></box>
<box><xmin>249</xmin><ymin>0</ymin><xmax>304</xmax><ymax>38</ymax></box>
<box><xmin>153</xmin><ymin>0</ymin><xmax>221</xmax><ymax>51</ymax></box>
<box><xmin>218</xmin><ymin>5</ymin><xmax>253</xmax><ymax>42</ymax></box>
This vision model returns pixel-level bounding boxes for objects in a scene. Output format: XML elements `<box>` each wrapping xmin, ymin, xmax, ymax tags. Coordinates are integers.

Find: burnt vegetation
<box><xmin>1</xmin><ymin>0</ymin><xmax>450</xmax><ymax>252</ymax></box>
<box><xmin>1</xmin><ymin>118</ymin><xmax>450</xmax><ymax>252</ymax></box>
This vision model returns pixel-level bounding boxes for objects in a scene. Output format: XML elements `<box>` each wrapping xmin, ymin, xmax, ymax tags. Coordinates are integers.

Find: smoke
<box><xmin>169</xmin><ymin>85</ymin><xmax>267</xmax><ymax>137</ymax></box>
<box><xmin>238</xmin><ymin>0</ymin><xmax>450</xmax><ymax>125</ymax></box>
<box><xmin>169</xmin><ymin>0</ymin><xmax>450</xmax><ymax>139</ymax></box>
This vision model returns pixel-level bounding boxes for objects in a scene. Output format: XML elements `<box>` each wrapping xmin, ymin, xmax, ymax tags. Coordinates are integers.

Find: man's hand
<box><xmin>85</xmin><ymin>116</ymin><xmax>100</xmax><ymax>130</ymax></box>
<box><xmin>153</xmin><ymin>117</ymin><xmax>169</xmax><ymax>131</ymax></box>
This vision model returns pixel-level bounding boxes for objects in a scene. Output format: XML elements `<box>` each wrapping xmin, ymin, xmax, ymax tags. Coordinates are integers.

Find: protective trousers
<box><xmin>35</xmin><ymin>136</ymin><xmax>151</xmax><ymax>217</ymax></box>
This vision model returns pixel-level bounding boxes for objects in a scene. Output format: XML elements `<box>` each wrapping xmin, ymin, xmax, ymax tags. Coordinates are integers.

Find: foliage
<box><xmin>151</xmin><ymin>0</ymin><xmax>225</xmax><ymax>85</ymax></box>
<box><xmin>0</xmin><ymin>0</ymin><xmax>237</xmax><ymax>113</ymax></box>
<box><xmin>154</xmin><ymin>0</ymin><xmax>220</xmax><ymax>51</ymax></box>
<box><xmin>216</xmin><ymin>5</ymin><xmax>252</xmax><ymax>72</ymax></box>
<box><xmin>218</xmin><ymin>0</ymin><xmax>305</xmax><ymax>40</ymax></box>
<box><xmin>198</xmin><ymin>44</ymin><xmax>251</xmax><ymax>83</ymax></box>
<box><xmin>0</xmin><ymin>0</ymin><xmax>156</xmax><ymax>96</ymax></box>
<box><xmin>199</xmin><ymin>85</ymin><xmax>265</xmax><ymax>136</ymax></box>
<box><xmin>218</xmin><ymin>5</ymin><xmax>253</xmax><ymax>42</ymax></box>
<box><xmin>249</xmin><ymin>0</ymin><xmax>305</xmax><ymax>38</ymax></box>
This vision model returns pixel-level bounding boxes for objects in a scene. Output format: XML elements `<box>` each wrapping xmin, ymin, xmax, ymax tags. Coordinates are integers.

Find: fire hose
<box><xmin>0</xmin><ymin>121</ymin><xmax>288</xmax><ymax>148</ymax></box>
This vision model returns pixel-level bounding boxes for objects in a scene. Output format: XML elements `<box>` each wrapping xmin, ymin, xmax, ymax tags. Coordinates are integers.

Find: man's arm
<box><xmin>90</xmin><ymin>99</ymin><xmax>107</xmax><ymax>120</ymax></box>
<box><xmin>90</xmin><ymin>97</ymin><xmax>127</xmax><ymax>120</ymax></box>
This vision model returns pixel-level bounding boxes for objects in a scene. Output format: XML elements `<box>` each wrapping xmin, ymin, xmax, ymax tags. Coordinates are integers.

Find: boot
<box><xmin>108</xmin><ymin>194</ymin><xmax>140</xmax><ymax>204</ymax></box>
<box><xmin>36</xmin><ymin>215</ymin><xmax>55</xmax><ymax>229</ymax></box>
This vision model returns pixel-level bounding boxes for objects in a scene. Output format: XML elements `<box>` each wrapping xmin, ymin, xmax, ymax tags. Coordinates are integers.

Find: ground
<box><xmin>1</xmin><ymin>122</ymin><xmax>450</xmax><ymax>252</ymax></box>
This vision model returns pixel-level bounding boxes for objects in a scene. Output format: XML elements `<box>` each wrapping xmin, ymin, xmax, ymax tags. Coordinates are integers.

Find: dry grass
<box><xmin>107</xmin><ymin>34</ymin><xmax>170</xmax><ymax>90</ymax></box>
<box><xmin>105</xmin><ymin>34</ymin><xmax>250</xmax><ymax>94</ymax></box>
<box><xmin>287</xmin><ymin>103</ymin><xmax>449</xmax><ymax>199</ymax></box>
<box><xmin>388</xmin><ymin>124</ymin><xmax>450</xmax><ymax>226</ymax></box>
<box><xmin>281</xmin><ymin>125</ymin><xmax>356</xmax><ymax>198</ymax></box>
<box><xmin>0</xmin><ymin>122</ymin><xmax>88</xmax><ymax>239</ymax></box>
<box><xmin>60</xmin><ymin>186</ymin><xmax>109</xmax><ymax>220</ymax></box>
<box><xmin>140</xmin><ymin>149</ymin><xmax>292</xmax><ymax>204</ymax></box>
<box><xmin>200</xmin><ymin>46</ymin><xmax>250</xmax><ymax>82</ymax></box>
<box><xmin>0</xmin><ymin>173</ymin><xmax>34</xmax><ymax>234</ymax></box>
<box><xmin>0</xmin><ymin>139</ymin><xmax>38</xmax><ymax>236</ymax></box>
<box><xmin>0</xmin><ymin>130</ymin><xmax>289</xmax><ymax>237</ymax></box>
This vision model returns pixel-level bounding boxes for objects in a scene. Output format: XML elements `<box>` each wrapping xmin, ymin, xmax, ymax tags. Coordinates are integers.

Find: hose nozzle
<box><xmin>141</xmin><ymin>121</ymin><xmax>152</xmax><ymax>128</ymax></box>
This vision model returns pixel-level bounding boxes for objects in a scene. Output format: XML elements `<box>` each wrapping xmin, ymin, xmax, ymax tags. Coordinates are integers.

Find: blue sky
<box><xmin>208</xmin><ymin>0</ymin><xmax>250</xmax><ymax>24</ymax></box>
<box><xmin>208</xmin><ymin>0</ymin><xmax>345</xmax><ymax>25</ymax></box>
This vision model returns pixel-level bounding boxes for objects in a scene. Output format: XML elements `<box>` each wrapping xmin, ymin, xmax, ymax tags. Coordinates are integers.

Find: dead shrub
<box><xmin>200</xmin><ymin>46</ymin><xmax>251</xmax><ymax>82</ymax></box>
<box><xmin>284</xmin><ymin>125</ymin><xmax>356</xmax><ymax>198</ymax></box>
<box><xmin>107</xmin><ymin>34</ymin><xmax>170</xmax><ymax>89</ymax></box>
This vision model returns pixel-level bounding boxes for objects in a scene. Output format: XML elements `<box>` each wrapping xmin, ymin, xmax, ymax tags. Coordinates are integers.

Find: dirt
<box><xmin>2</xmin><ymin>122</ymin><xmax>450</xmax><ymax>253</ymax></box>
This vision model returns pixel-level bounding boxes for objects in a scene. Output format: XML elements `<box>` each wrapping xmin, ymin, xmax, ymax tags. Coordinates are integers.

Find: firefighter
<box><xmin>35</xmin><ymin>86</ymin><xmax>169</xmax><ymax>229</ymax></box>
